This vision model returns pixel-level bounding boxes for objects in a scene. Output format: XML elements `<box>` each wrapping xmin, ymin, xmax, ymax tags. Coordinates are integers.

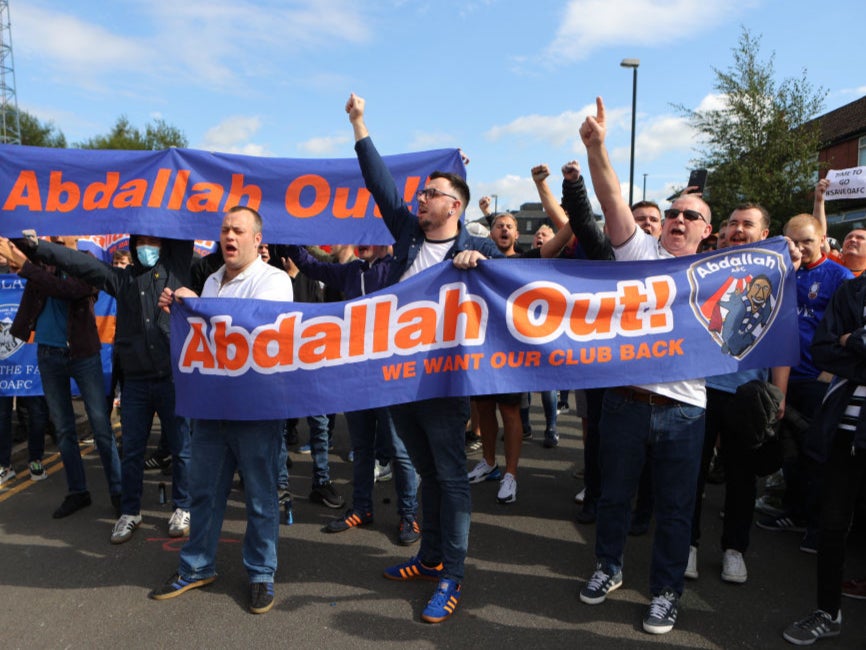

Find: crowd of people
<box><xmin>0</xmin><ymin>92</ymin><xmax>864</xmax><ymax>644</ymax></box>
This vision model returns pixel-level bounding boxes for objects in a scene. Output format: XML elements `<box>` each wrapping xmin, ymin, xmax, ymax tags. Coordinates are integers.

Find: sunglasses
<box><xmin>664</xmin><ymin>208</ymin><xmax>707</xmax><ymax>223</ymax></box>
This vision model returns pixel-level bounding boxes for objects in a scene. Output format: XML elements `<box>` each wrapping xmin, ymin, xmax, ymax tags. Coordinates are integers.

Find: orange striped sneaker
<box><xmin>421</xmin><ymin>579</ymin><xmax>461</xmax><ymax>623</ymax></box>
<box><xmin>323</xmin><ymin>509</ymin><xmax>372</xmax><ymax>533</ymax></box>
<box><xmin>383</xmin><ymin>556</ymin><xmax>443</xmax><ymax>581</ymax></box>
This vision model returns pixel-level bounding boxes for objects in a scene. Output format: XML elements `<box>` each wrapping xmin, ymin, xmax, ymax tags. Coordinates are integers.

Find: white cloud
<box><xmin>464</xmin><ymin>174</ymin><xmax>539</xmax><ymax>222</ymax></box>
<box><xmin>297</xmin><ymin>134</ymin><xmax>351</xmax><ymax>156</ymax></box>
<box><xmin>408</xmin><ymin>131</ymin><xmax>460</xmax><ymax>151</ymax></box>
<box><xmin>485</xmin><ymin>102</ymin><xmax>629</xmax><ymax>149</ymax></box>
<box><xmin>14</xmin><ymin>1</ymin><xmax>372</xmax><ymax>90</ymax></box>
<box><xmin>199</xmin><ymin>115</ymin><xmax>270</xmax><ymax>155</ymax></box>
<box><xmin>545</xmin><ymin>0</ymin><xmax>754</xmax><ymax>62</ymax></box>
<box><xmin>610</xmin><ymin>115</ymin><xmax>696</xmax><ymax>163</ymax></box>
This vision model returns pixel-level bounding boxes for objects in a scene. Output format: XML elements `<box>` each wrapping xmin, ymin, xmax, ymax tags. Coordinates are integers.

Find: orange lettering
<box><xmin>45</xmin><ymin>171</ymin><xmax>80</xmax><ymax>212</ymax></box>
<box><xmin>285</xmin><ymin>174</ymin><xmax>329</xmax><ymax>218</ymax></box>
<box><xmin>3</xmin><ymin>170</ymin><xmax>42</xmax><ymax>210</ymax></box>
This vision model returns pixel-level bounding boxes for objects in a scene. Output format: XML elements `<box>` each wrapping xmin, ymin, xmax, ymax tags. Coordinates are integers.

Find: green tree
<box><xmin>76</xmin><ymin>115</ymin><xmax>187</xmax><ymax>150</ymax></box>
<box><xmin>0</xmin><ymin>108</ymin><xmax>67</xmax><ymax>147</ymax></box>
<box><xmin>677</xmin><ymin>28</ymin><xmax>826</xmax><ymax>233</ymax></box>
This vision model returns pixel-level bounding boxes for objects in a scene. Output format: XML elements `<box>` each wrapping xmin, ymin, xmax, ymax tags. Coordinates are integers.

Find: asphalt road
<box><xmin>1</xmin><ymin>402</ymin><xmax>865</xmax><ymax>649</ymax></box>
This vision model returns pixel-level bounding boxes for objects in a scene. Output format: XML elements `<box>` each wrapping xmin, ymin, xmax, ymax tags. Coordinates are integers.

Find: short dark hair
<box><xmin>631</xmin><ymin>200</ymin><xmax>661</xmax><ymax>215</ymax></box>
<box><xmin>732</xmin><ymin>202</ymin><xmax>770</xmax><ymax>229</ymax></box>
<box><xmin>227</xmin><ymin>205</ymin><xmax>263</xmax><ymax>234</ymax></box>
<box><xmin>430</xmin><ymin>171</ymin><xmax>469</xmax><ymax>210</ymax></box>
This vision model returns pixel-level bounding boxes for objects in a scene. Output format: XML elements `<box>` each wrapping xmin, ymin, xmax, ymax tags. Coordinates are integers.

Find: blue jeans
<box><xmin>345</xmin><ymin>407</ymin><xmax>417</xmax><ymax>516</ymax></box>
<box><xmin>390</xmin><ymin>396</ymin><xmax>471</xmax><ymax>583</ymax></box>
<box><xmin>0</xmin><ymin>396</ymin><xmax>48</xmax><ymax>466</ymax></box>
<box><xmin>307</xmin><ymin>414</ymin><xmax>331</xmax><ymax>486</ymax></box>
<box><xmin>595</xmin><ymin>389</ymin><xmax>704</xmax><ymax>596</ymax></box>
<box><xmin>179</xmin><ymin>418</ymin><xmax>283</xmax><ymax>582</ymax></box>
<box><xmin>119</xmin><ymin>377</ymin><xmax>190</xmax><ymax>514</ymax></box>
<box><xmin>38</xmin><ymin>346</ymin><xmax>121</xmax><ymax>496</ymax></box>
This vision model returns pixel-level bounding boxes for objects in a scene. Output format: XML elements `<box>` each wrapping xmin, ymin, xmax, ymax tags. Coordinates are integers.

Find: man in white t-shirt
<box><xmin>149</xmin><ymin>206</ymin><xmax>292</xmax><ymax>615</ymax></box>
<box><xmin>576</xmin><ymin>97</ymin><xmax>711</xmax><ymax>635</ymax></box>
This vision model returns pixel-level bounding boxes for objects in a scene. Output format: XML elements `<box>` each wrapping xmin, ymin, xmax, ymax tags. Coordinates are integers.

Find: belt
<box><xmin>612</xmin><ymin>386</ymin><xmax>678</xmax><ymax>407</ymax></box>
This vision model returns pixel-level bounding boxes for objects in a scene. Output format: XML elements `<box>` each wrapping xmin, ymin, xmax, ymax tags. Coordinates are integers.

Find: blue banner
<box><xmin>0</xmin><ymin>144</ymin><xmax>464</xmax><ymax>245</ymax></box>
<box><xmin>170</xmin><ymin>238</ymin><xmax>801</xmax><ymax>420</ymax></box>
<box><xmin>0</xmin><ymin>274</ymin><xmax>115</xmax><ymax>396</ymax></box>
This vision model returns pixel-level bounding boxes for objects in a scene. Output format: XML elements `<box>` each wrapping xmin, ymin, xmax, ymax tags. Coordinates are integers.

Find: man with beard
<box><xmin>346</xmin><ymin>92</ymin><xmax>501</xmax><ymax>623</ymax></box>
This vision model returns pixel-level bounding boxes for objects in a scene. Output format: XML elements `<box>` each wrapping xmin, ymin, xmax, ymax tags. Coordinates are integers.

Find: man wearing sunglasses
<box><xmin>346</xmin><ymin>92</ymin><xmax>501</xmax><ymax>624</ymax></box>
<box><xmin>575</xmin><ymin>96</ymin><xmax>712</xmax><ymax>635</ymax></box>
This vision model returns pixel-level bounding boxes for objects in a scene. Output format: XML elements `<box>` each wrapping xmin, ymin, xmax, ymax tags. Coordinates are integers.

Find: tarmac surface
<box><xmin>2</xmin><ymin>401</ymin><xmax>866</xmax><ymax>649</ymax></box>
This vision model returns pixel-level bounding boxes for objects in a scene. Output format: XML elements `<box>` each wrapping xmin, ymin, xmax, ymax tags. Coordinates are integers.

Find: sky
<box><xmin>8</xmin><ymin>0</ymin><xmax>866</xmax><ymax>227</ymax></box>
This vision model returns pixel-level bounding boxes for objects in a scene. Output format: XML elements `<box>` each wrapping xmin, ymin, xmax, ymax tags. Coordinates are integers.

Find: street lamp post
<box><xmin>620</xmin><ymin>58</ymin><xmax>640</xmax><ymax>207</ymax></box>
<box><xmin>642</xmin><ymin>173</ymin><xmax>648</xmax><ymax>200</ymax></box>
<box><xmin>491</xmin><ymin>194</ymin><xmax>498</xmax><ymax>214</ymax></box>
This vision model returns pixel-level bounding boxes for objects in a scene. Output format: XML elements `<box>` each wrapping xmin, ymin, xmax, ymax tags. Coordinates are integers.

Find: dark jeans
<box><xmin>595</xmin><ymin>389</ymin><xmax>705</xmax><ymax>596</ymax></box>
<box><xmin>119</xmin><ymin>377</ymin><xmax>190</xmax><ymax>514</ymax></box>
<box><xmin>0</xmin><ymin>396</ymin><xmax>48</xmax><ymax>466</ymax></box>
<box><xmin>345</xmin><ymin>407</ymin><xmax>417</xmax><ymax>517</ymax></box>
<box><xmin>391</xmin><ymin>396</ymin><xmax>471</xmax><ymax>583</ymax></box>
<box><xmin>692</xmin><ymin>388</ymin><xmax>757</xmax><ymax>552</ymax></box>
<box><xmin>784</xmin><ymin>380</ymin><xmax>828</xmax><ymax>519</ymax></box>
<box><xmin>816</xmin><ymin>430</ymin><xmax>866</xmax><ymax>617</ymax></box>
<box><xmin>38</xmin><ymin>346</ymin><xmax>121</xmax><ymax>496</ymax></box>
<box><xmin>582</xmin><ymin>388</ymin><xmax>605</xmax><ymax>506</ymax></box>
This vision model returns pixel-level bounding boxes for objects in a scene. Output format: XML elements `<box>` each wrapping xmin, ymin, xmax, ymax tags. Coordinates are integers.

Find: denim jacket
<box><xmin>354</xmin><ymin>136</ymin><xmax>502</xmax><ymax>286</ymax></box>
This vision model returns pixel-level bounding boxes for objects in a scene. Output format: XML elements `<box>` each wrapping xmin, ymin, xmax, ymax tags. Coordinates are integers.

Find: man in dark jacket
<box><xmin>784</xmin><ymin>273</ymin><xmax>866</xmax><ymax>645</ymax></box>
<box><xmin>0</xmin><ymin>236</ymin><xmax>121</xmax><ymax>519</ymax></box>
<box><xmin>17</xmin><ymin>232</ymin><xmax>193</xmax><ymax>545</ymax></box>
<box><xmin>346</xmin><ymin>92</ymin><xmax>501</xmax><ymax>624</ymax></box>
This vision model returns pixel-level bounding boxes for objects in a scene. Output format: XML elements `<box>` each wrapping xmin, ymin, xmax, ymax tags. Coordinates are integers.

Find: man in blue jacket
<box><xmin>346</xmin><ymin>92</ymin><xmax>501</xmax><ymax>623</ymax></box>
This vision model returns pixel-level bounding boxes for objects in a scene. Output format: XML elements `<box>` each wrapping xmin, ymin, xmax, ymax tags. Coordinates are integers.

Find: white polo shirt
<box><xmin>202</xmin><ymin>256</ymin><xmax>294</xmax><ymax>301</ymax></box>
<box><xmin>614</xmin><ymin>228</ymin><xmax>706</xmax><ymax>408</ymax></box>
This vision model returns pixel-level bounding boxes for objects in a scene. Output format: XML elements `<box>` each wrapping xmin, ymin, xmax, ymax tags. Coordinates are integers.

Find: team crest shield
<box><xmin>687</xmin><ymin>247</ymin><xmax>788</xmax><ymax>360</ymax></box>
<box><xmin>0</xmin><ymin>303</ymin><xmax>24</xmax><ymax>360</ymax></box>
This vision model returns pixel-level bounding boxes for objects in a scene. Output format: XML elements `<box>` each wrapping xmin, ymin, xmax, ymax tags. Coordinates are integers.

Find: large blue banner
<box><xmin>170</xmin><ymin>238</ymin><xmax>801</xmax><ymax>420</ymax></box>
<box><xmin>0</xmin><ymin>145</ymin><xmax>464</xmax><ymax>245</ymax></box>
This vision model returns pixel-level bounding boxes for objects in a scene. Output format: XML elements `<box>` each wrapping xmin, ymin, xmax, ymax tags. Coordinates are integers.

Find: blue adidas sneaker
<box><xmin>383</xmin><ymin>556</ymin><xmax>443</xmax><ymax>581</ymax></box>
<box><xmin>149</xmin><ymin>573</ymin><xmax>216</xmax><ymax>600</ymax></box>
<box><xmin>422</xmin><ymin>579</ymin><xmax>462</xmax><ymax>623</ymax></box>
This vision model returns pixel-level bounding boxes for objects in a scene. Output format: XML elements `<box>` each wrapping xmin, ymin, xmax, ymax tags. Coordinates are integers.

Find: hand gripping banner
<box><xmin>0</xmin><ymin>144</ymin><xmax>464</xmax><ymax>245</ymax></box>
<box><xmin>170</xmin><ymin>237</ymin><xmax>800</xmax><ymax>420</ymax></box>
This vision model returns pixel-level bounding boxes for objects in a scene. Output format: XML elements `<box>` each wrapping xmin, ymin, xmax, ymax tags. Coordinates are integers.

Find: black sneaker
<box><xmin>309</xmin><ymin>481</ymin><xmax>344</xmax><ymax>509</ymax></box>
<box><xmin>643</xmin><ymin>589</ymin><xmax>679</xmax><ymax>634</ymax></box>
<box><xmin>543</xmin><ymin>431</ymin><xmax>559</xmax><ymax>448</ymax></box>
<box><xmin>249</xmin><ymin>582</ymin><xmax>275</xmax><ymax>614</ymax></box>
<box><xmin>52</xmin><ymin>491</ymin><xmax>92</xmax><ymax>519</ymax></box>
<box><xmin>399</xmin><ymin>516</ymin><xmax>422</xmax><ymax>545</ymax></box>
<box><xmin>783</xmin><ymin>609</ymin><xmax>841</xmax><ymax>645</ymax></box>
<box><xmin>149</xmin><ymin>572</ymin><xmax>216</xmax><ymax>600</ymax></box>
<box><xmin>323</xmin><ymin>509</ymin><xmax>372</xmax><ymax>533</ymax></box>
<box><xmin>579</xmin><ymin>564</ymin><xmax>623</xmax><ymax>604</ymax></box>
<box><xmin>144</xmin><ymin>453</ymin><xmax>171</xmax><ymax>471</ymax></box>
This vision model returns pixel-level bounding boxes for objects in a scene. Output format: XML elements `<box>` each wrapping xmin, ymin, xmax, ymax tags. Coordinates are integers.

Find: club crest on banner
<box><xmin>687</xmin><ymin>247</ymin><xmax>787</xmax><ymax>360</ymax></box>
<box><xmin>0</xmin><ymin>303</ymin><xmax>24</xmax><ymax>360</ymax></box>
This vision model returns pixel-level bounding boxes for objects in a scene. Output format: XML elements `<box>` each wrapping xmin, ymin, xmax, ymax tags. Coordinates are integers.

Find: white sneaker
<box><xmin>0</xmin><ymin>465</ymin><xmax>16</xmax><ymax>487</ymax></box>
<box><xmin>684</xmin><ymin>545</ymin><xmax>698</xmax><ymax>580</ymax></box>
<box><xmin>110</xmin><ymin>514</ymin><xmax>142</xmax><ymax>545</ymax></box>
<box><xmin>721</xmin><ymin>549</ymin><xmax>747</xmax><ymax>584</ymax></box>
<box><xmin>467</xmin><ymin>459</ymin><xmax>501</xmax><ymax>484</ymax></box>
<box><xmin>168</xmin><ymin>508</ymin><xmax>191</xmax><ymax>538</ymax></box>
<box><xmin>574</xmin><ymin>487</ymin><xmax>586</xmax><ymax>504</ymax></box>
<box><xmin>497</xmin><ymin>472</ymin><xmax>517</xmax><ymax>504</ymax></box>
<box><xmin>374</xmin><ymin>461</ymin><xmax>393</xmax><ymax>482</ymax></box>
